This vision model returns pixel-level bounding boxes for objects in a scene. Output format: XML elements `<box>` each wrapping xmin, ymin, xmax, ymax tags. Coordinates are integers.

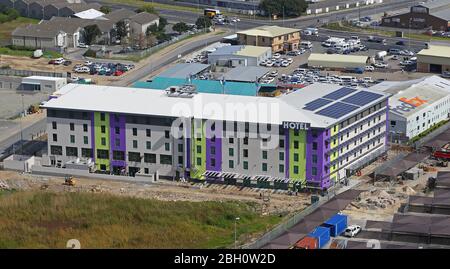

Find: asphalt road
<box><xmin>112</xmin><ymin>32</ymin><xmax>228</xmax><ymax>86</ymax></box>
<box><xmin>0</xmin><ymin>118</ymin><xmax>46</xmax><ymax>160</ymax></box>
<box><xmin>85</xmin><ymin>0</ymin><xmax>415</xmax><ymax>30</ymax></box>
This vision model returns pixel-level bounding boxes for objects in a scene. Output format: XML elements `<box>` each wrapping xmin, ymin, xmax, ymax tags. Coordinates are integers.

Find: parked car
<box><xmin>77</xmin><ymin>43</ymin><xmax>89</xmax><ymax>48</ymax></box>
<box><xmin>391</xmin><ymin>55</ymin><xmax>399</xmax><ymax>60</ymax></box>
<box><xmin>400</xmin><ymin>60</ymin><xmax>414</xmax><ymax>66</ymax></box>
<box><xmin>441</xmin><ymin>71</ymin><xmax>450</xmax><ymax>78</ymax></box>
<box><xmin>344</xmin><ymin>225</ymin><xmax>361</xmax><ymax>237</ymax></box>
<box><xmin>273</xmin><ymin>53</ymin><xmax>281</xmax><ymax>59</ymax></box>
<box><xmin>63</xmin><ymin>60</ymin><xmax>72</xmax><ymax>66</ymax></box>
<box><xmin>396</xmin><ymin>40</ymin><xmax>405</xmax><ymax>46</ymax></box>
<box><xmin>365</xmin><ymin>66</ymin><xmax>375</xmax><ymax>72</ymax></box>
<box><xmin>374</xmin><ymin>62</ymin><xmax>388</xmax><ymax>68</ymax></box>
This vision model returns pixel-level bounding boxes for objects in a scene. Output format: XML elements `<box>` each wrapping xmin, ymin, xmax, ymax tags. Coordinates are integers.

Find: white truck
<box><xmin>375</xmin><ymin>51</ymin><xmax>387</xmax><ymax>60</ymax></box>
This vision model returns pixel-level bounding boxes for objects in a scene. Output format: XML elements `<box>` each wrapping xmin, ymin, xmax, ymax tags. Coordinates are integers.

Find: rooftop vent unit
<box><xmin>165</xmin><ymin>84</ymin><xmax>197</xmax><ymax>98</ymax></box>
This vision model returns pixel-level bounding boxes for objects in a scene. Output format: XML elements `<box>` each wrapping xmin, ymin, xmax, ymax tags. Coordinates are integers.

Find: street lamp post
<box><xmin>234</xmin><ymin>217</ymin><xmax>240</xmax><ymax>249</ymax></box>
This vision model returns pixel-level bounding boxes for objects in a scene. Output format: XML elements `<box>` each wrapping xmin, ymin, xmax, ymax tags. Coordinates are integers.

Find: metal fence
<box><xmin>0</xmin><ymin>69</ymin><xmax>66</xmax><ymax>78</ymax></box>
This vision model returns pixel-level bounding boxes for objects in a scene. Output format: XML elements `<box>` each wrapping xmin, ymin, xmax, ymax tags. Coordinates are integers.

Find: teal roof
<box><xmin>133</xmin><ymin>77</ymin><xmax>274</xmax><ymax>96</ymax></box>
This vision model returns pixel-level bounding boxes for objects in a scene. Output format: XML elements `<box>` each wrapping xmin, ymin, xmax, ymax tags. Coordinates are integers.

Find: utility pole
<box><xmin>20</xmin><ymin>93</ymin><xmax>25</xmax><ymax>155</ymax></box>
<box><xmin>234</xmin><ymin>217</ymin><xmax>240</xmax><ymax>249</ymax></box>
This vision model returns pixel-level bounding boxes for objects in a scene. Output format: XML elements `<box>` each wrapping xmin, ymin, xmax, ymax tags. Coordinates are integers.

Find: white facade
<box><xmin>371</xmin><ymin>76</ymin><xmax>450</xmax><ymax>141</ymax></box>
<box><xmin>21</xmin><ymin>76</ymin><xmax>67</xmax><ymax>92</ymax></box>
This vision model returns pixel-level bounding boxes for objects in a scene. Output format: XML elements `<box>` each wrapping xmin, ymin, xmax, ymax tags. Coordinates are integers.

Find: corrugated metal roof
<box><xmin>235</xmin><ymin>46</ymin><xmax>271</xmax><ymax>57</ymax></box>
<box><xmin>223</xmin><ymin>66</ymin><xmax>269</xmax><ymax>82</ymax></box>
<box><xmin>156</xmin><ymin>63</ymin><xmax>210</xmax><ymax>79</ymax></box>
<box><xmin>308</xmin><ymin>53</ymin><xmax>369</xmax><ymax>65</ymax></box>
<box><xmin>209</xmin><ymin>45</ymin><xmax>244</xmax><ymax>56</ymax></box>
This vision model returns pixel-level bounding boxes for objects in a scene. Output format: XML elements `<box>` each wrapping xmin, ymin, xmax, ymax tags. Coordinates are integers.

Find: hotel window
<box><xmin>97</xmin><ymin>149</ymin><xmax>109</xmax><ymax>159</ymax></box>
<box><xmin>66</xmin><ymin>147</ymin><xmax>78</xmax><ymax>157</ymax></box>
<box><xmin>101</xmin><ymin>125</ymin><xmax>106</xmax><ymax>134</ymax></box>
<box><xmin>196</xmin><ymin>157</ymin><xmax>201</xmax><ymax>165</ymax></box>
<box><xmin>83</xmin><ymin>124</ymin><xmax>88</xmax><ymax>132</ymax></box>
<box><xmin>146</xmin><ymin>141</ymin><xmax>151</xmax><ymax>150</ymax></box>
<box><xmin>243</xmin><ymin>161</ymin><xmax>248</xmax><ymax>170</ymax></box>
<box><xmin>51</xmin><ymin>145</ymin><xmax>62</xmax><ymax>155</ymax></box>
<box><xmin>165</xmin><ymin>143</ymin><xmax>170</xmax><ymax>151</ymax></box>
<box><xmin>229</xmin><ymin>148</ymin><xmax>234</xmax><ymax>157</ymax></box>
<box><xmin>262</xmin><ymin>151</ymin><xmax>267</xmax><ymax>159</ymax></box>
<box><xmin>294</xmin><ymin>153</ymin><xmax>299</xmax><ymax>162</ymax></box>
<box><xmin>279</xmin><ymin>164</ymin><xmax>284</xmax><ymax>173</ymax></box>
<box><xmin>146</xmin><ymin>129</ymin><xmax>151</xmax><ymax>137</ymax></box>
<box><xmin>160</xmin><ymin>155</ymin><xmax>172</xmax><ymax>165</ymax></box>
<box><xmin>52</xmin><ymin>121</ymin><xmax>57</xmax><ymax>129</ymax></box>
<box><xmin>115</xmin><ymin>139</ymin><xmax>120</xmax><ymax>147</ymax></box>
<box><xmin>70</xmin><ymin>135</ymin><xmax>75</xmax><ymax>143</ymax></box>
<box><xmin>132</xmin><ymin>128</ymin><xmax>137</xmax><ymax>136</ymax></box>
<box><xmin>52</xmin><ymin>133</ymin><xmax>57</xmax><ymax>142</ymax></box>
<box><xmin>229</xmin><ymin>137</ymin><xmax>234</xmax><ymax>144</ymax></box>
<box><xmin>312</xmin><ymin>142</ymin><xmax>317</xmax><ymax>150</ymax></box>
<box><xmin>294</xmin><ymin>166</ymin><xmax>299</xmax><ymax>174</ymax></box>
<box><xmin>279</xmin><ymin>152</ymin><xmax>284</xmax><ymax>161</ymax></box>
<box><xmin>83</xmin><ymin>136</ymin><xmax>88</xmax><ymax>145</ymax></box>
<box><xmin>229</xmin><ymin>160</ymin><xmax>234</xmax><ymax>169</ymax></box>
<box><xmin>312</xmin><ymin>167</ymin><xmax>317</xmax><ymax>176</ymax></box>
<box><xmin>178</xmin><ymin>144</ymin><xmax>183</xmax><ymax>153</ymax></box>
<box><xmin>115</xmin><ymin>127</ymin><xmax>120</xmax><ymax>134</ymax></box>
<box><xmin>243</xmin><ymin>149</ymin><xmax>248</xmax><ymax>158</ymax></box>
<box><xmin>210</xmin><ymin>158</ymin><xmax>215</xmax><ymax>167</ymax></box>
<box><xmin>100</xmin><ymin>113</ymin><xmax>105</xmax><ymax>121</ymax></box>
<box><xmin>133</xmin><ymin>140</ymin><xmax>138</xmax><ymax>148</ymax></box>
<box><xmin>294</xmin><ymin>141</ymin><xmax>299</xmax><ymax>149</ymax></box>
<box><xmin>70</xmin><ymin>123</ymin><xmax>74</xmax><ymax>131</ymax></box>
<box><xmin>279</xmin><ymin>139</ymin><xmax>284</xmax><ymax>148</ymax></box>
<box><xmin>243</xmin><ymin>137</ymin><xmax>249</xmax><ymax>145</ymax></box>
<box><xmin>262</xmin><ymin>163</ymin><xmax>267</xmax><ymax>172</ymax></box>
<box><xmin>165</xmin><ymin>130</ymin><xmax>170</xmax><ymax>138</ymax></box>
<box><xmin>312</xmin><ymin>154</ymin><xmax>317</xmax><ymax>164</ymax></box>
<box><xmin>113</xmin><ymin>151</ymin><xmax>125</xmax><ymax>161</ymax></box>
<box><xmin>197</xmin><ymin>145</ymin><xmax>201</xmax><ymax>153</ymax></box>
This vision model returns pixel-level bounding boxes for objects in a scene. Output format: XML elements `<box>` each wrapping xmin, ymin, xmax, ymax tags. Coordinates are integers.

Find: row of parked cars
<box><xmin>73</xmin><ymin>61</ymin><xmax>135</xmax><ymax>76</ymax></box>
<box><xmin>48</xmin><ymin>58</ymin><xmax>72</xmax><ymax>66</ymax></box>
<box><xmin>278</xmin><ymin>67</ymin><xmax>379</xmax><ymax>88</ymax></box>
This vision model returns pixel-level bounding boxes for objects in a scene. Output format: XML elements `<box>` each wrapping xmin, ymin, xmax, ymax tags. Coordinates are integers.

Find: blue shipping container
<box><xmin>308</xmin><ymin>226</ymin><xmax>331</xmax><ymax>249</ymax></box>
<box><xmin>323</xmin><ymin>214</ymin><xmax>348</xmax><ymax>237</ymax></box>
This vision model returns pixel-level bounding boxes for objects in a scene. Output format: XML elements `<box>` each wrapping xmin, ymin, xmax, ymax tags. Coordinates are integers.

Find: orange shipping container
<box><xmin>294</xmin><ymin>236</ymin><xmax>318</xmax><ymax>249</ymax></box>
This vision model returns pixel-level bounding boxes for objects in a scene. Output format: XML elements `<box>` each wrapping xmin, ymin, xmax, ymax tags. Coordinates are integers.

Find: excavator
<box><xmin>63</xmin><ymin>175</ymin><xmax>76</xmax><ymax>186</ymax></box>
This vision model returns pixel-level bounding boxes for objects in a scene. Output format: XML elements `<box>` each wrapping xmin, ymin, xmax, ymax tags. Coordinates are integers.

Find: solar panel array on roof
<box><xmin>316</xmin><ymin>102</ymin><xmax>359</xmax><ymax>119</ymax></box>
<box><xmin>342</xmin><ymin>91</ymin><xmax>383</xmax><ymax>106</ymax></box>
<box><xmin>304</xmin><ymin>98</ymin><xmax>333</xmax><ymax>111</ymax></box>
<box><xmin>322</xmin><ymin>87</ymin><xmax>357</xmax><ymax>100</ymax></box>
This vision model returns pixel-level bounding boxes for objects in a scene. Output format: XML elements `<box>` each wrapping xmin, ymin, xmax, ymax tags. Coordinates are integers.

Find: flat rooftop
<box><xmin>223</xmin><ymin>66</ymin><xmax>269</xmax><ymax>82</ymax></box>
<box><xmin>23</xmin><ymin>76</ymin><xmax>66</xmax><ymax>81</ymax></box>
<box><xmin>43</xmin><ymin>83</ymin><xmax>390</xmax><ymax>128</ymax></box>
<box><xmin>370</xmin><ymin>76</ymin><xmax>450</xmax><ymax>118</ymax></box>
<box><xmin>308</xmin><ymin>53</ymin><xmax>369</xmax><ymax>64</ymax></box>
<box><xmin>156</xmin><ymin>63</ymin><xmax>210</xmax><ymax>79</ymax></box>
<box><xmin>417</xmin><ymin>45</ymin><xmax>450</xmax><ymax>59</ymax></box>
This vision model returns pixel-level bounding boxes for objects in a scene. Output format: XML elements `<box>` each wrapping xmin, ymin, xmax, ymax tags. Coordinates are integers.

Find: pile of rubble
<box><xmin>355</xmin><ymin>186</ymin><xmax>414</xmax><ymax>210</ymax></box>
<box><xmin>0</xmin><ymin>180</ymin><xmax>10</xmax><ymax>190</ymax></box>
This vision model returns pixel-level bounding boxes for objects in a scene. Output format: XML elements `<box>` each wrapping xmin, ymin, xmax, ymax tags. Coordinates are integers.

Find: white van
<box><xmin>340</xmin><ymin>76</ymin><xmax>354</xmax><ymax>83</ymax></box>
<box><xmin>301</xmin><ymin>41</ymin><xmax>313</xmax><ymax>49</ymax></box>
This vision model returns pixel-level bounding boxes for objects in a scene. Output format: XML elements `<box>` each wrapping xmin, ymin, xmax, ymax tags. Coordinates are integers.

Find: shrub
<box><xmin>83</xmin><ymin>49</ymin><xmax>96</xmax><ymax>58</ymax></box>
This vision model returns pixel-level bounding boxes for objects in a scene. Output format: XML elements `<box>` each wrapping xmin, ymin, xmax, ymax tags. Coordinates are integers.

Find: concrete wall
<box><xmin>3</xmin><ymin>155</ymin><xmax>36</xmax><ymax>173</ymax></box>
<box><xmin>0</xmin><ymin>75</ymin><xmax>22</xmax><ymax>90</ymax></box>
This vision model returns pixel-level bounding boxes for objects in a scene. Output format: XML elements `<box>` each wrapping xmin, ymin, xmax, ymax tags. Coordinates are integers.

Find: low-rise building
<box><xmin>129</xmin><ymin>12</ymin><xmax>159</xmax><ymax>37</ymax></box>
<box><xmin>381</xmin><ymin>0</ymin><xmax>450</xmax><ymax>31</ymax></box>
<box><xmin>308</xmin><ymin>54</ymin><xmax>370</xmax><ymax>69</ymax></box>
<box><xmin>12</xmin><ymin>24</ymin><xmax>68</xmax><ymax>49</ymax></box>
<box><xmin>42</xmin><ymin>83</ymin><xmax>390</xmax><ymax>189</ymax></box>
<box><xmin>237</xmin><ymin>26</ymin><xmax>301</xmax><ymax>53</ymax></box>
<box><xmin>207</xmin><ymin>45</ymin><xmax>272</xmax><ymax>67</ymax></box>
<box><xmin>371</xmin><ymin>76</ymin><xmax>450</xmax><ymax>142</ymax></box>
<box><xmin>20</xmin><ymin>76</ymin><xmax>67</xmax><ymax>92</ymax></box>
<box><xmin>417</xmin><ymin>45</ymin><xmax>450</xmax><ymax>74</ymax></box>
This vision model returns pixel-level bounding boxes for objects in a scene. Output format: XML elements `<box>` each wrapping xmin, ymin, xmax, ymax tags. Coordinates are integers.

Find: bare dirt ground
<box><xmin>342</xmin><ymin>148</ymin><xmax>448</xmax><ymax>221</ymax></box>
<box><xmin>0</xmin><ymin>170</ymin><xmax>311</xmax><ymax>216</ymax></box>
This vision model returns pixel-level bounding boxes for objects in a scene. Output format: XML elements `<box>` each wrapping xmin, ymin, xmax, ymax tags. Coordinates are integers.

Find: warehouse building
<box><xmin>42</xmin><ymin>83</ymin><xmax>389</xmax><ymax>190</ymax></box>
<box><xmin>381</xmin><ymin>0</ymin><xmax>450</xmax><ymax>31</ymax></box>
<box><xmin>237</xmin><ymin>26</ymin><xmax>301</xmax><ymax>53</ymax></box>
<box><xmin>20</xmin><ymin>76</ymin><xmax>67</xmax><ymax>92</ymax></box>
<box><xmin>370</xmin><ymin>76</ymin><xmax>450</xmax><ymax>142</ymax></box>
<box><xmin>308</xmin><ymin>54</ymin><xmax>370</xmax><ymax>70</ymax></box>
<box><xmin>417</xmin><ymin>45</ymin><xmax>450</xmax><ymax>74</ymax></box>
<box><xmin>207</xmin><ymin>45</ymin><xmax>272</xmax><ymax>67</ymax></box>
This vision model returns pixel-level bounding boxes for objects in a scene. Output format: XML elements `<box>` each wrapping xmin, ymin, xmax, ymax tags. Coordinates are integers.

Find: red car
<box><xmin>48</xmin><ymin>59</ymin><xmax>56</xmax><ymax>64</ymax></box>
<box><xmin>114</xmin><ymin>70</ymin><xmax>124</xmax><ymax>76</ymax></box>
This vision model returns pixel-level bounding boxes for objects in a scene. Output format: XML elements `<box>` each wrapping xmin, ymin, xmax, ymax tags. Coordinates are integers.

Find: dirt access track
<box><xmin>0</xmin><ymin>170</ymin><xmax>311</xmax><ymax>215</ymax></box>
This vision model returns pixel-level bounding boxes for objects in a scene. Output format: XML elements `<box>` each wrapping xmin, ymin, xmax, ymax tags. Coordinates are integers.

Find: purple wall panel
<box><xmin>206</xmin><ymin>123</ymin><xmax>222</xmax><ymax>171</ymax></box>
<box><xmin>186</xmin><ymin>137</ymin><xmax>191</xmax><ymax>178</ymax></box>
<box><xmin>110</xmin><ymin>113</ymin><xmax>126</xmax><ymax>167</ymax></box>
<box><xmin>306</xmin><ymin>128</ymin><xmax>330</xmax><ymax>189</ymax></box>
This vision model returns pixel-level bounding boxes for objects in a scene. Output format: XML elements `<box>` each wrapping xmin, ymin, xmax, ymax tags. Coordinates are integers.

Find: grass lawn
<box><xmin>104</xmin><ymin>0</ymin><xmax>202</xmax><ymax>14</ymax></box>
<box><xmin>0</xmin><ymin>17</ymin><xmax>39</xmax><ymax>45</ymax></box>
<box><xmin>0</xmin><ymin>190</ymin><xmax>281</xmax><ymax>248</ymax></box>
<box><xmin>0</xmin><ymin>47</ymin><xmax>62</xmax><ymax>58</ymax></box>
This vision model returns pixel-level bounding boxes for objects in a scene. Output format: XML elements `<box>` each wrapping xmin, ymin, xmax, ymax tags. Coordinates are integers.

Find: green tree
<box><xmin>259</xmin><ymin>0</ymin><xmax>308</xmax><ymax>17</ymax></box>
<box><xmin>172</xmin><ymin>22</ymin><xmax>189</xmax><ymax>34</ymax></box>
<box><xmin>195</xmin><ymin>16</ymin><xmax>212</xmax><ymax>30</ymax></box>
<box><xmin>100</xmin><ymin>6</ymin><xmax>112</xmax><ymax>14</ymax></box>
<box><xmin>116</xmin><ymin>20</ymin><xmax>128</xmax><ymax>40</ymax></box>
<box><xmin>158</xmin><ymin>16</ymin><xmax>167</xmax><ymax>32</ymax></box>
<box><xmin>137</xmin><ymin>4</ymin><xmax>157</xmax><ymax>14</ymax></box>
<box><xmin>82</xmin><ymin>25</ymin><xmax>102</xmax><ymax>45</ymax></box>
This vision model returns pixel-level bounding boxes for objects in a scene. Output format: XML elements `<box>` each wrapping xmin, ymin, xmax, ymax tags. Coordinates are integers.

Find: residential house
<box><xmin>129</xmin><ymin>12</ymin><xmax>159</xmax><ymax>37</ymax></box>
<box><xmin>12</xmin><ymin>24</ymin><xmax>67</xmax><ymax>49</ymax></box>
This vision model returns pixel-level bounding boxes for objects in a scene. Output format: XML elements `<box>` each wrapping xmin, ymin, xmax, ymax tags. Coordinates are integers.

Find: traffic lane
<box><xmin>0</xmin><ymin>118</ymin><xmax>46</xmax><ymax>158</ymax></box>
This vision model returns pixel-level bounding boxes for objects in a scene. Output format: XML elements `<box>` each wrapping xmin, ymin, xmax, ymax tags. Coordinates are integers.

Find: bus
<box><xmin>204</xmin><ymin>8</ymin><xmax>221</xmax><ymax>18</ymax></box>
